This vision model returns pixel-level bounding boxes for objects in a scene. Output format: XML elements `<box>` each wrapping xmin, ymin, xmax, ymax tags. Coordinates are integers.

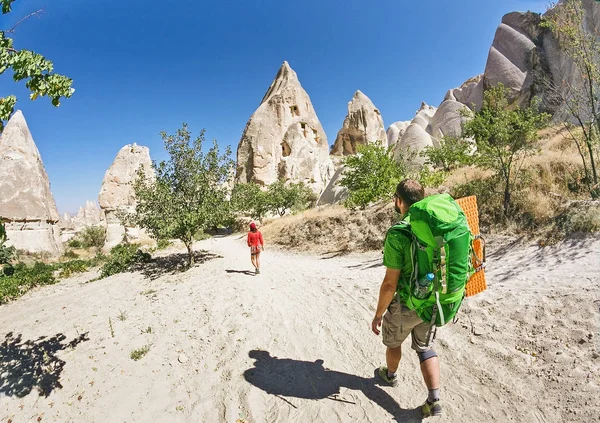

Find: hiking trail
<box><xmin>1</xmin><ymin>235</ymin><xmax>598</xmax><ymax>422</ymax></box>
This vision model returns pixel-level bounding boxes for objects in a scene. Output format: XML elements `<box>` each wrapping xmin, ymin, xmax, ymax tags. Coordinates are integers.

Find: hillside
<box><xmin>262</xmin><ymin>126</ymin><xmax>600</xmax><ymax>253</ymax></box>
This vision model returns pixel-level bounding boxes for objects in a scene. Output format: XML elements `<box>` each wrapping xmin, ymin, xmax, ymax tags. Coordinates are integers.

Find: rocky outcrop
<box><xmin>59</xmin><ymin>212</ymin><xmax>76</xmax><ymax>243</ymax></box>
<box><xmin>235</xmin><ymin>61</ymin><xmax>334</xmax><ymax>194</ymax></box>
<box><xmin>429</xmin><ymin>98</ymin><xmax>470</xmax><ymax>141</ymax></box>
<box><xmin>59</xmin><ymin>201</ymin><xmax>106</xmax><ymax>243</ymax></box>
<box><xmin>480</xmin><ymin>1</ymin><xmax>600</xmax><ymax>116</ymax></box>
<box><xmin>0</xmin><ymin>111</ymin><xmax>62</xmax><ymax>256</ymax></box>
<box><xmin>317</xmin><ymin>166</ymin><xmax>348</xmax><ymax>206</ymax></box>
<box><xmin>483</xmin><ymin>11</ymin><xmax>541</xmax><ymax>107</ymax></box>
<box><xmin>98</xmin><ymin>144</ymin><xmax>154</xmax><ymax>250</ymax></box>
<box><xmin>386</xmin><ymin>121</ymin><xmax>411</xmax><ymax>148</ymax></box>
<box><xmin>444</xmin><ymin>74</ymin><xmax>484</xmax><ymax>110</ymax></box>
<box><xmin>393</xmin><ymin>103</ymin><xmax>437</xmax><ymax>165</ymax></box>
<box><xmin>331</xmin><ymin>90</ymin><xmax>387</xmax><ymax>156</ymax></box>
<box><xmin>72</xmin><ymin>200</ymin><xmax>104</xmax><ymax>230</ymax></box>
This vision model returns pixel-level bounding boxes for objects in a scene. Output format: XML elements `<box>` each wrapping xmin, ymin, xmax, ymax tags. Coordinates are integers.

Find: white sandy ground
<box><xmin>0</xmin><ymin>234</ymin><xmax>599</xmax><ymax>423</ymax></box>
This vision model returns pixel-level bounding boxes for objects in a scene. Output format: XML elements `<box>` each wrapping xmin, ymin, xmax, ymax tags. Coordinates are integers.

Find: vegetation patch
<box><xmin>130</xmin><ymin>344</ymin><xmax>151</xmax><ymax>361</ymax></box>
<box><xmin>100</xmin><ymin>244</ymin><xmax>151</xmax><ymax>278</ymax></box>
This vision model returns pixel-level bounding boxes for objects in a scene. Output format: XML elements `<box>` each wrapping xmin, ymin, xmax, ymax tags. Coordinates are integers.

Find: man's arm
<box><xmin>371</xmin><ymin>267</ymin><xmax>400</xmax><ymax>335</ymax></box>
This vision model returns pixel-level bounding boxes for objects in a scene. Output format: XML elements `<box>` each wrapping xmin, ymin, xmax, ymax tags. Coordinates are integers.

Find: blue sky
<box><xmin>0</xmin><ymin>0</ymin><xmax>548</xmax><ymax>213</ymax></box>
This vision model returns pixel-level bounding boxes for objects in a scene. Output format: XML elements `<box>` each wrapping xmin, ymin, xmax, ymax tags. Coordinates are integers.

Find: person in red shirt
<box><xmin>247</xmin><ymin>222</ymin><xmax>264</xmax><ymax>274</ymax></box>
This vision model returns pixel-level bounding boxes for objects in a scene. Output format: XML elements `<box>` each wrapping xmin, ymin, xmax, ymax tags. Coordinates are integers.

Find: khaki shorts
<box><xmin>382</xmin><ymin>297</ymin><xmax>436</xmax><ymax>352</ymax></box>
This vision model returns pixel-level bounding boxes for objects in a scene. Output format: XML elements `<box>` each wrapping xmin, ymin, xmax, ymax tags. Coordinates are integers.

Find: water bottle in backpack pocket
<box><xmin>413</xmin><ymin>273</ymin><xmax>435</xmax><ymax>299</ymax></box>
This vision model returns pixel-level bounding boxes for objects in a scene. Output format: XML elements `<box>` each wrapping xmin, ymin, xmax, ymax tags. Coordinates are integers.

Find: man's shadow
<box><xmin>243</xmin><ymin>350</ymin><xmax>423</xmax><ymax>422</ymax></box>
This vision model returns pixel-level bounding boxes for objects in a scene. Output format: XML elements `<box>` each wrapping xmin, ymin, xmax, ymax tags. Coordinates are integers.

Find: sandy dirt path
<box><xmin>1</xmin><ymin>234</ymin><xmax>599</xmax><ymax>422</ymax></box>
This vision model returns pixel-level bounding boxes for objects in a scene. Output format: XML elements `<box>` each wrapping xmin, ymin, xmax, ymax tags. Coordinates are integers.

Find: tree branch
<box><xmin>6</xmin><ymin>9</ymin><xmax>44</xmax><ymax>33</ymax></box>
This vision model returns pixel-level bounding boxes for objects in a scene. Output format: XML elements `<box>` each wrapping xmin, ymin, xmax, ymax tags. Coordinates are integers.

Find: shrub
<box><xmin>100</xmin><ymin>244</ymin><xmax>151</xmax><ymax>278</ymax></box>
<box><xmin>266</xmin><ymin>180</ymin><xmax>315</xmax><ymax>216</ymax></box>
<box><xmin>340</xmin><ymin>142</ymin><xmax>407</xmax><ymax>209</ymax></box>
<box><xmin>451</xmin><ymin>176</ymin><xmax>504</xmax><ymax>229</ymax></box>
<box><xmin>67</xmin><ymin>239</ymin><xmax>82</xmax><ymax>248</ymax></box>
<box><xmin>57</xmin><ymin>260</ymin><xmax>89</xmax><ymax>278</ymax></box>
<box><xmin>62</xmin><ymin>250</ymin><xmax>79</xmax><ymax>260</ymax></box>
<box><xmin>0</xmin><ymin>262</ymin><xmax>57</xmax><ymax>305</ymax></box>
<box><xmin>417</xmin><ymin>167</ymin><xmax>447</xmax><ymax>188</ymax></box>
<box><xmin>420</xmin><ymin>136</ymin><xmax>473</xmax><ymax>171</ymax></box>
<box><xmin>79</xmin><ymin>226</ymin><xmax>106</xmax><ymax>249</ymax></box>
<box><xmin>560</xmin><ymin>202</ymin><xmax>600</xmax><ymax>233</ymax></box>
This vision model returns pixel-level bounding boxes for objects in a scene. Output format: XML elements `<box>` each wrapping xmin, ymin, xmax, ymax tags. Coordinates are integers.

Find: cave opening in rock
<box><xmin>281</xmin><ymin>140</ymin><xmax>291</xmax><ymax>157</ymax></box>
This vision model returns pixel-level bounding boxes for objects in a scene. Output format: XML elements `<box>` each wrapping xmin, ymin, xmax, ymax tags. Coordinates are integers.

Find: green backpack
<box><xmin>387</xmin><ymin>194</ymin><xmax>473</xmax><ymax>327</ymax></box>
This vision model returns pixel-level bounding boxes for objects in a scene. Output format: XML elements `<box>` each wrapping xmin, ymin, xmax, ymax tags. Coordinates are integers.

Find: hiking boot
<box><xmin>255</xmin><ymin>268</ymin><xmax>260</xmax><ymax>275</ymax></box>
<box><xmin>421</xmin><ymin>399</ymin><xmax>442</xmax><ymax>417</ymax></box>
<box><xmin>377</xmin><ymin>366</ymin><xmax>398</xmax><ymax>387</ymax></box>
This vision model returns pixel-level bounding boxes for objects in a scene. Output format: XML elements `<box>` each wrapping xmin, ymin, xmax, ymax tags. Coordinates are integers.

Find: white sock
<box><xmin>428</xmin><ymin>388</ymin><xmax>440</xmax><ymax>402</ymax></box>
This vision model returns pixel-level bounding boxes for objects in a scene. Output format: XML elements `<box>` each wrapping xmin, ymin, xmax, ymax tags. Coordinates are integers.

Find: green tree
<box><xmin>230</xmin><ymin>182</ymin><xmax>269</xmax><ymax>222</ymax></box>
<box><xmin>0</xmin><ymin>2</ymin><xmax>74</xmax><ymax>130</ymax></box>
<box><xmin>130</xmin><ymin>124</ymin><xmax>233</xmax><ymax>267</ymax></box>
<box><xmin>463</xmin><ymin>84</ymin><xmax>549</xmax><ymax>216</ymax></box>
<box><xmin>266</xmin><ymin>180</ymin><xmax>314</xmax><ymax>216</ymax></box>
<box><xmin>339</xmin><ymin>142</ymin><xmax>407</xmax><ymax>209</ymax></box>
<box><xmin>541</xmin><ymin>0</ymin><xmax>600</xmax><ymax>197</ymax></box>
<box><xmin>421</xmin><ymin>135</ymin><xmax>473</xmax><ymax>171</ymax></box>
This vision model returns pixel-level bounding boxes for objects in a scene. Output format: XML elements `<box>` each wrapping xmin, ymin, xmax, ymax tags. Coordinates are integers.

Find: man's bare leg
<box><xmin>419</xmin><ymin>352</ymin><xmax>442</xmax><ymax>416</ymax></box>
<box><xmin>256</xmin><ymin>252</ymin><xmax>260</xmax><ymax>271</ymax></box>
<box><xmin>420</xmin><ymin>355</ymin><xmax>440</xmax><ymax>390</ymax></box>
<box><xmin>386</xmin><ymin>346</ymin><xmax>402</xmax><ymax>373</ymax></box>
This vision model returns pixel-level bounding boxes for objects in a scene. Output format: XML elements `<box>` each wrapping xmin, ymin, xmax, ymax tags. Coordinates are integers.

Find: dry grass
<box><xmin>261</xmin><ymin>203</ymin><xmax>397</xmax><ymax>254</ymax></box>
<box><xmin>439</xmin><ymin>166</ymin><xmax>494</xmax><ymax>193</ymax></box>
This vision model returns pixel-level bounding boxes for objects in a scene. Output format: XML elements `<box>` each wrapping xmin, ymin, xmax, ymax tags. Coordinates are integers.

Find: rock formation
<box><xmin>444</xmin><ymin>74</ymin><xmax>484</xmax><ymax>110</ymax></box>
<box><xmin>235</xmin><ymin>61</ymin><xmax>334</xmax><ymax>194</ymax></box>
<box><xmin>59</xmin><ymin>201</ymin><xmax>106</xmax><ymax>244</ymax></box>
<box><xmin>483</xmin><ymin>11</ymin><xmax>542</xmax><ymax>107</ymax></box>
<box><xmin>72</xmin><ymin>200</ymin><xmax>105</xmax><ymax>230</ymax></box>
<box><xmin>98</xmin><ymin>144</ymin><xmax>154</xmax><ymax>250</ymax></box>
<box><xmin>429</xmin><ymin>97</ymin><xmax>471</xmax><ymax>141</ymax></box>
<box><xmin>393</xmin><ymin>103</ymin><xmax>438</xmax><ymax>165</ymax></box>
<box><xmin>390</xmin><ymin>1</ymin><xmax>600</xmax><ymax>162</ymax></box>
<box><xmin>386</xmin><ymin>121</ymin><xmax>411</xmax><ymax>148</ymax></box>
<box><xmin>58</xmin><ymin>212</ymin><xmax>76</xmax><ymax>243</ymax></box>
<box><xmin>330</xmin><ymin>90</ymin><xmax>387</xmax><ymax>156</ymax></box>
<box><xmin>316</xmin><ymin>166</ymin><xmax>348</xmax><ymax>206</ymax></box>
<box><xmin>0</xmin><ymin>111</ymin><xmax>62</xmax><ymax>256</ymax></box>
<box><xmin>481</xmin><ymin>0</ymin><xmax>600</xmax><ymax>116</ymax></box>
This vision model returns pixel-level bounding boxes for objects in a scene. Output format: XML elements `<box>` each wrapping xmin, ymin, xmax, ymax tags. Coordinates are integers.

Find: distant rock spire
<box><xmin>330</xmin><ymin>90</ymin><xmax>387</xmax><ymax>156</ymax></box>
<box><xmin>235</xmin><ymin>61</ymin><xmax>334</xmax><ymax>194</ymax></box>
<box><xmin>98</xmin><ymin>144</ymin><xmax>154</xmax><ymax>250</ymax></box>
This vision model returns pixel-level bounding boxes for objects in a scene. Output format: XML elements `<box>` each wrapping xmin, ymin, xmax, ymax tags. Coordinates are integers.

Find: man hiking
<box><xmin>371</xmin><ymin>179</ymin><xmax>442</xmax><ymax>417</ymax></box>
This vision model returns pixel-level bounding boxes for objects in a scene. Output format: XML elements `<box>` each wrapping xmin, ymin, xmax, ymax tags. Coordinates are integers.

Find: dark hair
<box><xmin>395</xmin><ymin>179</ymin><xmax>424</xmax><ymax>207</ymax></box>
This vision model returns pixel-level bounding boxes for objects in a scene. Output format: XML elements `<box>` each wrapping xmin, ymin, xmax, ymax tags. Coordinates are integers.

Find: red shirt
<box><xmin>247</xmin><ymin>231</ymin><xmax>264</xmax><ymax>247</ymax></box>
